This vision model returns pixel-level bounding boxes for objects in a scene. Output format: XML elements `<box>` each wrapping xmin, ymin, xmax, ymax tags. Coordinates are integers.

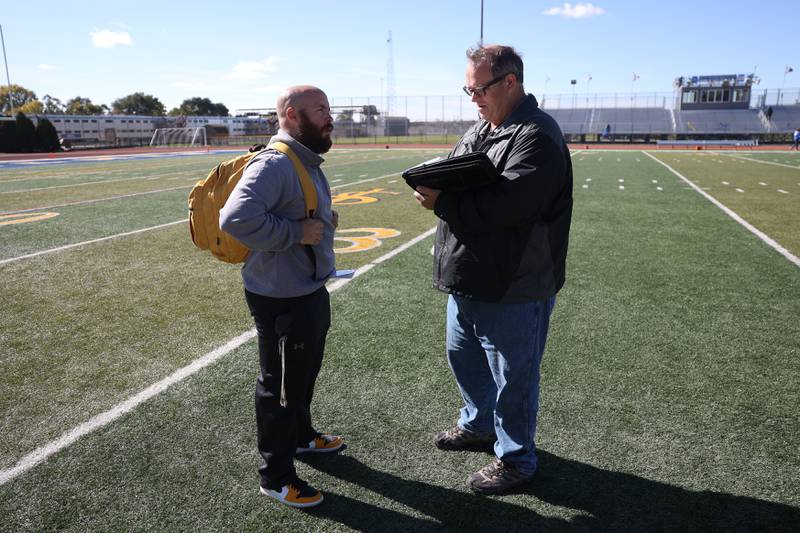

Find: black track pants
<box><xmin>244</xmin><ymin>286</ymin><xmax>331</xmax><ymax>489</ymax></box>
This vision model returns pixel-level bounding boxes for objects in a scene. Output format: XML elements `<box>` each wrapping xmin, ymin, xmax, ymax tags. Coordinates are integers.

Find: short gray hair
<box><xmin>466</xmin><ymin>44</ymin><xmax>524</xmax><ymax>85</ymax></box>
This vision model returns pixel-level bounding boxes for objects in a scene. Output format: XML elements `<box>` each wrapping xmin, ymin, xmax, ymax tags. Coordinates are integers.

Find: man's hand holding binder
<box><xmin>403</xmin><ymin>151</ymin><xmax>500</xmax><ymax>191</ymax></box>
<box><xmin>413</xmin><ymin>185</ymin><xmax>441</xmax><ymax>210</ymax></box>
<box><xmin>405</xmin><ymin>151</ymin><xmax>501</xmax><ymax>210</ymax></box>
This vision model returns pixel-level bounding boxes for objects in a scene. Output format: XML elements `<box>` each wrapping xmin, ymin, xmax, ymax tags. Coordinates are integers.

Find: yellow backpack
<box><xmin>188</xmin><ymin>141</ymin><xmax>318</xmax><ymax>263</ymax></box>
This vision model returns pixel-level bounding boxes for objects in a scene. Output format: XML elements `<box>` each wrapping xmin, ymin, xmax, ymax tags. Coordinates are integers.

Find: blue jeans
<box><xmin>446</xmin><ymin>294</ymin><xmax>556</xmax><ymax>475</ymax></box>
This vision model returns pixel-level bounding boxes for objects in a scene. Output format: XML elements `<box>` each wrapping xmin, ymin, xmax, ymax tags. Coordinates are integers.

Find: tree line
<box><xmin>0</xmin><ymin>84</ymin><xmax>231</xmax><ymax>152</ymax></box>
<box><xmin>0</xmin><ymin>84</ymin><xmax>229</xmax><ymax>117</ymax></box>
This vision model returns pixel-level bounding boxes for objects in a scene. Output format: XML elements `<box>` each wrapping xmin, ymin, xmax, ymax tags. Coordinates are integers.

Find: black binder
<box><xmin>402</xmin><ymin>152</ymin><xmax>501</xmax><ymax>192</ymax></box>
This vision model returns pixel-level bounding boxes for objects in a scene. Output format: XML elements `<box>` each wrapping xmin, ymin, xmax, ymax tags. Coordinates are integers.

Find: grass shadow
<box><xmin>300</xmin><ymin>449</ymin><xmax>800</xmax><ymax>532</ymax></box>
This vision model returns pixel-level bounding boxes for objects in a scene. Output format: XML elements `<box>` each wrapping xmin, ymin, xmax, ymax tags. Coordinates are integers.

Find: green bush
<box><xmin>0</xmin><ymin>120</ymin><xmax>14</xmax><ymax>152</ymax></box>
<box><xmin>35</xmin><ymin>117</ymin><xmax>61</xmax><ymax>152</ymax></box>
<box><xmin>13</xmin><ymin>112</ymin><xmax>36</xmax><ymax>152</ymax></box>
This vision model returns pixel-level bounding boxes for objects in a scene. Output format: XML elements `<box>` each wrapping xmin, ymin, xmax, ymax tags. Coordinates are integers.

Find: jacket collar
<box><xmin>475</xmin><ymin>93</ymin><xmax>540</xmax><ymax>136</ymax></box>
<box><xmin>501</xmin><ymin>93</ymin><xmax>539</xmax><ymax>127</ymax></box>
<box><xmin>269</xmin><ymin>129</ymin><xmax>325</xmax><ymax>167</ymax></box>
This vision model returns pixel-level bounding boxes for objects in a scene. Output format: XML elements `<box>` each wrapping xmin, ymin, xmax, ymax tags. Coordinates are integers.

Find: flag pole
<box><xmin>782</xmin><ymin>68</ymin><xmax>789</xmax><ymax>105</ymax></box>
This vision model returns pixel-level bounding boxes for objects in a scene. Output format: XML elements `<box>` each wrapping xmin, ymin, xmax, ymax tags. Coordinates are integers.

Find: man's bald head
<box><xmin>277</xmin><ymin>85</ymin><xmax>326</xmax><ymax>125</ymax></box>
<box><xmin>276</xmin><ymin>85</ymin><xmax>333</xmax><ymax>154</ymax></box>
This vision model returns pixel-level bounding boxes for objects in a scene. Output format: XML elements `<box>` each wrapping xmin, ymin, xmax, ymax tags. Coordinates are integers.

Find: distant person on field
<box><xmin>220</xmin><ymin>85</ymin><xmax>342</xmax><ymax>509</ymax></box>
<box><xmin>793</xmin><ymin>128</ymin><xmax>800</xmax><ymax>150</ymax></box>
<box><xmin>603</xmin><ymin>123</ymin><xmax>611</xmax><ymax>139</ymax></box>
<box><xmin>413</xmin><ymin>44</ymin><xmax>573</xmax><ymax>495</ymax></box>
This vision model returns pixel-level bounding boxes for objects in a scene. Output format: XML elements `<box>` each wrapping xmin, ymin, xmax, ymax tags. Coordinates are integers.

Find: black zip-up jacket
<box><xmin>432</xmin><ymin>94</ymin><xmax>573</xmax><ymax>303</ymax></box>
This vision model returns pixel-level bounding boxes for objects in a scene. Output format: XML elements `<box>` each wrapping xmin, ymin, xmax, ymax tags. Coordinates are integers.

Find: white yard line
<box><xmin>0</xmin><ymin>220</ymin><xmax>188</xmax><ymax>266</ymax></box>
<box><xmin>0</xmin><ymin>167</ymin><xmax>134</xmax><ymax>183</ymax></box>
<box><xmin>0</xmin><ymin>170</ymin><xmax>193</xmax><ymax>195</ymax></box>
<box><xmin>324</xmin><ymin>154</ymin><xmax>419</xmax><ymax>169</ymax></box>
<box><xmin>720</xmin><ymin>154</ymin><xmax>800</xmax><ymax>170</ymax></box>
<box><xmin>643</xmin><ymin>151</ymin><xmax>800</xmax><ymax>268</ymax></box>
<box><xmin>2</xmin><ymin>166</ymin><xmax>405</xmax><ymax>265</ymax></box>
<box><xmin>331</xmin><ymin>171</ymin><xmax>401</xmax><ymax>189</ymax></box>
<box><xmin>1</xmin><ymin>150</ymin><xmax>428</xmax><ymax>193</ymax></box>
<box><xmin>0</xmin><ymin>226</ymin><xmax>437</xmax><ymax>486</ymax></box>
<box><xmin>0</xmin><ymin>150</ymin><xmax>209</xmax><ymax>166</ymax></box>
<box><xmin>331</xmin><ymin>147</ymin><xmax>444</xmax><ymax>152</ymax></box>
<box><xmin>0</xmin><ymin>186</ymin><xmax>192</xmax><ymax>216</ymax></box>
<box><xmin>327</xmin><ymin>226</ymin><xmax>436</xmax><ymax>292</ymax></box>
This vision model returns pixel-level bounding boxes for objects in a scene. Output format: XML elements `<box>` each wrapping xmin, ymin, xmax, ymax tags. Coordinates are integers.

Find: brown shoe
<box><xmin>468</xmin><ymin>459</ymin><xmax>534</xmax><ymax>494</ymax></box>
<box><xmin>433</xmin><ymin>426</ymin><xmax>495</xmax><ymax>452</ymax></box>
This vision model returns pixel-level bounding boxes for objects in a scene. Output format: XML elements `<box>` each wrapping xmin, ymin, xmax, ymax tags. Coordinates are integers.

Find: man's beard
<box><xmin>295</xmin><ymin>110</ymin><xmax>333</xmax><ymax>154</ymax></box>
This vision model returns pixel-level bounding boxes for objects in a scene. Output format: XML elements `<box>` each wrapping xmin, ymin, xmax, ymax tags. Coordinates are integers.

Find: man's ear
<box><xmin>285</xmin><ymin>106</ymin><xmax>298</xmax><ymax>123</ymax></box>
<box><xmin>506</xmin><ymin>73</ymin><xmax>517</xmax><ymax>89</ymax></box>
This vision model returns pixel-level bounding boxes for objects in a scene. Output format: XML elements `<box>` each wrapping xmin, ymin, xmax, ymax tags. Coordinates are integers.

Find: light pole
<box><xmin>586</xmin><ymin>74</ymin><xmax>592</xmax><ymax>106</ymax></box>
<box><xmin>542</xmin><ymin>75</ymin><xmax>550</xmax><ymax>108</ymax></box>
<box><xmin>570</xmin><ymin>79</ymin><xmax>577</xmax><ymax>109</ymax></box>
<box><xmin>480</xmin><ymin>0</ymin><xmax>484</xmax><ymax>45</ymax></box>
<box><xmin>380</xmin><ymin>77</ymin><xmax>384</xmax><ymax>115</ymax></box>
<box><xmin>0</xmin><ymin>24</ymin><xmax>12</xmax><ymax>112</ymax></box>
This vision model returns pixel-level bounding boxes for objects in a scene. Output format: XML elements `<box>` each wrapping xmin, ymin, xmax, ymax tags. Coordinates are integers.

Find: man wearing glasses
<box><xmin>414</xmin><ymin>44</ymin><xmax>573</xmax><ymax>494</ymax></box>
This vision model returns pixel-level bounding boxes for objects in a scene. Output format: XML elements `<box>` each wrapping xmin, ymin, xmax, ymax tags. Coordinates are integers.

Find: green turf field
<box><xmin>1</xmin><ymin>148</ymin><xmax>798</xmax><ymax>531</ymax></box>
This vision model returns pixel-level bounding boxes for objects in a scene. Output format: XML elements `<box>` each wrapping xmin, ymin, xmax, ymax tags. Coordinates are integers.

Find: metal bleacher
<box><xmin>594</xmin><ymin>108</ymin><xmax>673</xmax><ymax>134</ymax></box>
<box><xmin>546</xmin><ymin>106</ymin><xmax>798</xmax><ymax>136</ymax></box>
<box><xmin>769</xmin><ymin>106</ymin><xmax>800</xmax><ymax>132</ymax></box>
<box><xmin>546</xmin><ymin>109</ymin><xmax>593</xmax><ymax>134</ymax></box>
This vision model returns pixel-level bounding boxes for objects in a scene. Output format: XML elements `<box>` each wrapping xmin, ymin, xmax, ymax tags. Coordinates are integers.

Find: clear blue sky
<box><xmin>2</xmin><ymin>0</ymin><xmax>796</xmax><ymax>114</ymax></box>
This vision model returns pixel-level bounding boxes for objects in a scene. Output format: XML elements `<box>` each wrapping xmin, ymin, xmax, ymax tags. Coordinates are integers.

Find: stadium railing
<box><xmin>655</xmin><ymin>139</ymin><xmax>757</xmax><ymax>149</ymax></box>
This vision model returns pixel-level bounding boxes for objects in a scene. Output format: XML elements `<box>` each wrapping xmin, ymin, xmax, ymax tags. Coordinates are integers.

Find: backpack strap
<box><xmin>270</xmin><ymin>141</ymin><xmax>319</xmax><ymax>218</ymax></box>
<box><xmin>270</xmin><ymin>140</ymin><xmax>322</xmax><ymax>280</ymax></box>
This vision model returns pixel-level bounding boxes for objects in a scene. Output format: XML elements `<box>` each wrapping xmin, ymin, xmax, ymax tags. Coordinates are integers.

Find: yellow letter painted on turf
<box><xmin>332</xmin><ymin>188</ymin><xmax>400</xmax><ymax>206</ymax></box>
<box><xmin>334</xmin><ymin>227</ymin><xmax>401</xmax><ymax>253</ymax></box>
<box><xmin>0</xmin><ymin>212</ymin><xmax>60</xmax><ymax>226</ymax></box>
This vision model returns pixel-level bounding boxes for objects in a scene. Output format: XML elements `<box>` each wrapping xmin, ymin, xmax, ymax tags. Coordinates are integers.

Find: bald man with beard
<box><xmin>220</xmin><ymin>85</ymin><xmax>341</xmax><ymax>508</ymax></box>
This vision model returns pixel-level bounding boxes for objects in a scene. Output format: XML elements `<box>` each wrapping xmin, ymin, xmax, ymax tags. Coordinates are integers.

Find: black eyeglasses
<box><xmin>462</xmin><ymin>73</ymin><xmax>509</xmax><ymax>97</ymax></box>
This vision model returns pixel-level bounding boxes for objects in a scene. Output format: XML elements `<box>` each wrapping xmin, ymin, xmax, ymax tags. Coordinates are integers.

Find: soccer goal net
<box><xmin>149</xmin><ymin>127</ymin><xmax>207</xmax><ymax>147</ymax></box>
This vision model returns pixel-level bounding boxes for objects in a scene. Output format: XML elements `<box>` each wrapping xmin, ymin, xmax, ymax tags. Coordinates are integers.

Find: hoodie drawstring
<box><xmin>278</xmin><ymin>335</ymin><xmax>287</xmax><ymax>407</ymax></box>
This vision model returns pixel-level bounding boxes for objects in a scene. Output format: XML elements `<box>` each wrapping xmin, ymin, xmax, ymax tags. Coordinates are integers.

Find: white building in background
<box><xmin>34</xmin><ymin>114</ymin><xmax>274</xmax><ymax>145</ymax></box>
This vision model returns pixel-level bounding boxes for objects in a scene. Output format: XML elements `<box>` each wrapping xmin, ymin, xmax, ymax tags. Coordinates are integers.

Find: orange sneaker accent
<box><xmin>296</xmin><ymin>434</ymin><xmax>344</xmax><ymax>453</ymax></box>
<box><xmin>261</xmin><ymin>482</ymin><xmax>323</xmax><ymax>508</ymax></box>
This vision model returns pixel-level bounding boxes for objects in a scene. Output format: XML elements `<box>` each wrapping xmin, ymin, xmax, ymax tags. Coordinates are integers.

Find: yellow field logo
<box><xmin>0</xmin><ymin>212</ymin><xmax>60</xmax><ymax>226</ymax></box>
<box><xmin>334</xmin><ymin>227</ymin><xmax>401</xmax><ymax>253</ymax></box>
<box><xmin>332</xmin><ymin>188</ymin><xmax>400</xmax><ymax>205</ymax></box>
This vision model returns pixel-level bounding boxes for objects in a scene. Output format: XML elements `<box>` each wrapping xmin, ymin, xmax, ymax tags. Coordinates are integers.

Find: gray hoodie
<box><xmin>219</xmin><ymin>130</ymin><xmax>335</xmax><ymax>298</ymax></box>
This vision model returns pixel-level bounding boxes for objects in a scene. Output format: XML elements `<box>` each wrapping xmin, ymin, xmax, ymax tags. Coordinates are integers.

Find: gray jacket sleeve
<box><xmin>219</xmin><ymin>153</ymin><xmax>304</xmax><ymax>252</ymax></box>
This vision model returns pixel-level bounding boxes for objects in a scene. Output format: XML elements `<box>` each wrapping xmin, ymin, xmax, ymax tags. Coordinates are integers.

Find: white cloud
<box><xmin>250</xmin><ymin>84</ymin><xmax>286</xmax><ymax>94</ymax></box>
<box><xmin>38</xmin><ymin>64</ymin><xmax>56</xmax><ymax>71</ymax></box>
<box><xmin>224</xmin><ymin>58</ymin><xmax>279</xmax><ymax>80</ymax></box>
<box><xmin>90</xmin><ymin>29</ymin><xmax>132</xmax><ymax>48</ymax></box>
<box><xmin>543</xmin><ymin>3</ymin><xmax>605</xmax><ymax>18</ymax></box>
<box><xmin>170</xmin><ymin>79</ymin><xmax>208</xmax><ymax>90</ymax></box>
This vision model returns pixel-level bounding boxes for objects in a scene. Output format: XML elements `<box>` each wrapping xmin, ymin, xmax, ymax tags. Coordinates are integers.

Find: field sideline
<box><xmin>1</xmin><ymin>147</ymin><xmax>798</xmax><ymax>531</ymax></box>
